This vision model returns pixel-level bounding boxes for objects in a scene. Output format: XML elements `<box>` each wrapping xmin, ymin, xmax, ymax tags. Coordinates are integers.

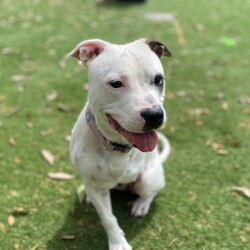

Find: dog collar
<box><xmin>85</xmin><ymin>106</ymin><xmax>133</xmax><ymax>153</ymax></box>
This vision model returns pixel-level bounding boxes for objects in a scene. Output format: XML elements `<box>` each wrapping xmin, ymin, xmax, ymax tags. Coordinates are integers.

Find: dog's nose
<box><xmin>140</xmin><ymin>106</ymin><xmax>164</xmax><ymax>131</ymax></box>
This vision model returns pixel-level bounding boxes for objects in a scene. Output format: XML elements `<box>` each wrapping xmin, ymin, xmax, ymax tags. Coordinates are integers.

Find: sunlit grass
<box><xmin>0</xmin><ymin>0</ymin><xmax>250</xmax><ymax>249</ymax></box>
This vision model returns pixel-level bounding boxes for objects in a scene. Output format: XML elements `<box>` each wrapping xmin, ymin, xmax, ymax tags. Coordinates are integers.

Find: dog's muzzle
<box><xmin>140</xmin><ymin>105</ymin><xmax>164</xmax><ymax>132</ymax></box>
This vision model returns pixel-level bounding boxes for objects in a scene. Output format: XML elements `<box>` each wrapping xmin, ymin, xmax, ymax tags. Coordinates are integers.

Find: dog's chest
<box><xmin>87</xmin><ymin>147</ymin><xmax>145</xmax><ymax>189</ymax></box>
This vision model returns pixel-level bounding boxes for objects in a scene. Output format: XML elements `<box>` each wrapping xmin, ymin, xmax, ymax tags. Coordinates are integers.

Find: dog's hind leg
<box><xmin>131</xmin><ymin>152</ymin><xmax>165</xmax><ymax>217</ymax></box>
<box><xmin>85</xmin><ymin>185</ymin><xmax>132</xmax><ymax>250</ymax></box>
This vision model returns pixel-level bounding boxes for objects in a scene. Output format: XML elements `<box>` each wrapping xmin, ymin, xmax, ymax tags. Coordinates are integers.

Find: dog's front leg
<box><xmin>85</xmin><ymin>185</ymin><xmax>132</xmax><ymax>250</ymax></box>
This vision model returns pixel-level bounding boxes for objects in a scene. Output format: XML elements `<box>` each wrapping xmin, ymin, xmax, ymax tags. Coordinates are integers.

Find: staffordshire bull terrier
<box><xmin>69</xmin><ymin>38</ymin><xmax>171</xmax><ymax>250</ymax></box>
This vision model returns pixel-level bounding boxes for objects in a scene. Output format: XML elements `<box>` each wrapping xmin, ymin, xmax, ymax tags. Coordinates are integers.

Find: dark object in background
<box><xmin>118</xmin><ymin>0</ymin><xmax>145</xmax><ymax>2</ymax></box>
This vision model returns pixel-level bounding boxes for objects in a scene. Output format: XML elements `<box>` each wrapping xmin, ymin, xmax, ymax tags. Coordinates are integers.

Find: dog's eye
<box><xmin>109</xmin><ymin>81</ymin><xmax>123</xmax><ymax>88</ymax></box>
<box><xmin>154</xmin><ymin>74</ymin><xmax>163</xmax><ymax>86</ymax></box>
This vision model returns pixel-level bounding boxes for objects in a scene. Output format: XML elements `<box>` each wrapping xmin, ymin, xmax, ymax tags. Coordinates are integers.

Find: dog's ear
<box><xmin>68</xmin><ymin>39</ymin><xmax>110</xmax><ymax>64</ymax></box>
<box><xmin>146</xmin><ymin>40</ymin><xmax>171</xmax><ymax>58</ymax></box>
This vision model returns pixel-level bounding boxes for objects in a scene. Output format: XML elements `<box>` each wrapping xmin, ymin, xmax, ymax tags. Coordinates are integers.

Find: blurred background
<box><xmin>0</xmin><ymin>0</ymin><xmax>249</xmax><ymax>249</ymax></box>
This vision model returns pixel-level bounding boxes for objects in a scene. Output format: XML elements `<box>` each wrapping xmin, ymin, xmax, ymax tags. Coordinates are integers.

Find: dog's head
<box><xmin>69</xmin><ymin>39</ymin><xmax>171</xmax><ymax>152</ymax></box>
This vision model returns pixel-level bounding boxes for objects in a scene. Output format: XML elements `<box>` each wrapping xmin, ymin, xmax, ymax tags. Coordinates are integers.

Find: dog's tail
<box><xmin>157</xmin><ymin>132</ymin><xmax>171</xmax><ymax>163</ymax></box>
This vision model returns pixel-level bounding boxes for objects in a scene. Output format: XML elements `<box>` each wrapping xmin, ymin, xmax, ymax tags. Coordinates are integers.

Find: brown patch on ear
<box><xmin>147</xmin><ymin>40</ymin><xmax>171</xmax><ymax>58</ymax></box>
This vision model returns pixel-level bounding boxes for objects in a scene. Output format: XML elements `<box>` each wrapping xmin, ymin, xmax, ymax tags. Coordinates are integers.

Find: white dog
<box><xmin>69</xmin><ymin>38</ymin><xmax>171</xmax><ymax>250</ymax></box>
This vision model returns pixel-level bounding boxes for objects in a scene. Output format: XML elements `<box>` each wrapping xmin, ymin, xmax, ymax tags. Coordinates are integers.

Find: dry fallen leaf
<box><xmin>226</xmin><ymin>138</ymin><xmax>241</xmax><ymax>147</ymax></box>
<box><xmin>48</xmin><ymin>172</ymin><xmax>74</xmax><ymax>181</ymax></box>
<box><xmin>40</xmin><ymin>128</ymin><xmax>53</xmax><ymax>136</ymax></box>
<box><xmin>29</xmin><ymin>245</ymin><xmax>39</xmax><ymax>250</ymax></box>
<box><xmin>206</xmin><ymin>141</ymin><xmax>229</xmax><ymax>156</ymax></box>
<box><xmin>10</xmin><ymin>190</ymin><xmax>18</xmax><ymax>197</ymax></box>
<box><xmin>9</xmin><ymin>137</ymin><xmax>17</xmax><ymax>146</ymax></box>
<box><xmin>0</xmin><ymin>222</ymin><xmax>6</xmax><ymax>232</ymax></box>
<box><xmin>21</xmin><ymin>60</ymin><xmax>37</xmax><ymax>74</ymax></box>
<box><xmin>206</xmin><ymin>141</ymin><xmax>224</xmax><ymax>150</ymax></box>
<box><xmin>43</xmin><ymin>105</ymin><xmax>53</xmax><ymax>114</ymax></box>
<box><xmin>169</xmin><ymin>238</ymin><xmax>179</xmax><ymax>246</ymax></box>
<box><xmin>240</xmin><ymin>235</ymin><xmax>248</xmax><ymax>242</ymax></box>
<box><xmin>40</xmin><ymin>149</ymin><xmax>55</xmax><ymax>165</ymax></box>
<box><xmin>221</xmin><ymin>101</ymin><xmax>229</xmax><ymax>110</ymax></box>
<box><xmin>27</xmin><ymin>122</ymin><xmax>33</xmax><ymax>129</ymax></box>
<box><xmin>57</xmin><ymin>103</ymin><xmax>69</xmax><ymax>112</ymax></box>
<box><xmin>12</xmin><ymin>207</ymin><xmax>36</xmax><ymax>216</ymax></box>
<box><xmin>193</xmin><ymin>119</ymin><xmax>204</xmax><ymax>126</ymax></box>
<box><xmin>8</xmin><ymin>215</ymin><xmax>15</xmax><ymax>226</ymax></box>
<box><xmin>6</xmin><ymin>107</ymin><xmax>20</xmax><ymax>117</ymax></box>
<box><xmin>175</xmin><ymin>90</ymin><xmax>186</xmax><ymax>97</ymax></box>
<box><xmin>45</xmin><ymin>91</ymin><xmax>58</xmax><ymax>102</ymax></box>
<box><xmin>14</xmin><ymin>157</ymin><xmax>21</xmax><ymax>164</ymax></box>
<box><xmin>216</xmin><ymin>149</ymin><xmax>229</xmax><ymax>156</ymax></box>
<box><xmin>59</xmin><ymin>60</ymin><xmax>66</xmax><ymax>69</ymax></box>
<box><xmin>211</xmin><ymin>143</ymin><xmax>224</xmax><ymax>150</ymax></box>
<box><xmin>232</xmin><ymin>186</ymin><xmax>250</xmax><ymax>198</ymax></box>
<box><xmin>61</xmin><ymin>235</ymin><xmax>76</xmax><ymax>240</ymax></box>
<box><xmin>238</xmin><ymin>96</ymin><xmax>250</xmax><ymax>105</ymax></box>
<box><xmin>1</xmin><ymin>47</ymin><xmax>14</xmax><ymax>55</ymax></box>
<box><xmin>11</xmin><ymin>75</ymin><xmax>25</xmax><ymax>82</ymax></box>
<box><xmin>238</xmin><ymin>120</ymin><xmax>250</xmax><ymax>128</ymax></box>
<box><xmin>188</xmin><ymin>108</ymin><xmax>211</xmax><ymax>116</ymax></box>
<box><xmin>213</xmin><ymin>92</ymin><xmax>225</xmax><ymax>100</ymax></box>
<box><xmin>12</xmin><ymin>207</ymin><xmax>30</xmax><ymax>216</ymax></box>
<box><xmin>14</xmin><ymin>244</ymin><xmax>20</xmax><ymax>250</ymax></box>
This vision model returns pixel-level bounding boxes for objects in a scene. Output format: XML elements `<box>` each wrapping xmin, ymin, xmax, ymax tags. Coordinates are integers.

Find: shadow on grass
<box><xmin>47</xmin><ymin>190</ymin><xmax>155</xmax><ymax>250</ymax></box>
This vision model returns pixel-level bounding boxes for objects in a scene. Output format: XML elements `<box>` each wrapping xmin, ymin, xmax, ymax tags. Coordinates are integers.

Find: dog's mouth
<box><xmin>107</xmin><ymin>115</ymin><xmax>157</xmax><ymax>152</ymax></box>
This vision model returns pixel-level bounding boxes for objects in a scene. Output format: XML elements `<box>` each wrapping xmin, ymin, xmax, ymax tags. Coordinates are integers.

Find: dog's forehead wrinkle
<box><xmin>90</xmin><ymin>54</ymin><xmax>136</xmax><ymax>84</ymax></box>
<box><xmin>105</xmin><ymin>70</ymin><xmax>131</xmax><ymax>84</ymax></box>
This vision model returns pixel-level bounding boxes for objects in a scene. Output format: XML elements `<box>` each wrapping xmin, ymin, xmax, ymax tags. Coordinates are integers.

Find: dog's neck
<box><xmin>85</xmin><ymin>105</ymin><xmax>133</xmax><ymax>153</ymax></box>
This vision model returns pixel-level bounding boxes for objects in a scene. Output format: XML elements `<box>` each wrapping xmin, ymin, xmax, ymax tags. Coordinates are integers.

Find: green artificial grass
<box><xmin>1</xmin><ymin>0</ymin><xmax>250</xmax><ymax>249</ymax></box>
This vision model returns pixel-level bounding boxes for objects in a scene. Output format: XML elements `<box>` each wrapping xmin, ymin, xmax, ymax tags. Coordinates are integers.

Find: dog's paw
<box><xmin>109</xmin><ymin>241</ymin><xmax>132</xmax><ymax>250</ymax></box>
<box><xmin>131</xmin><ymin>197</ymin><xmax>153</xmax><ymax>217</ymax></box>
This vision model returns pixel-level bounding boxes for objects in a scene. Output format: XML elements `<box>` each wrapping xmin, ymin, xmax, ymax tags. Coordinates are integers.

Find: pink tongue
<box><xmin>119</xmin><ymin>129</ymin><xmax>158</xmax><ymax>152</ymax></box>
